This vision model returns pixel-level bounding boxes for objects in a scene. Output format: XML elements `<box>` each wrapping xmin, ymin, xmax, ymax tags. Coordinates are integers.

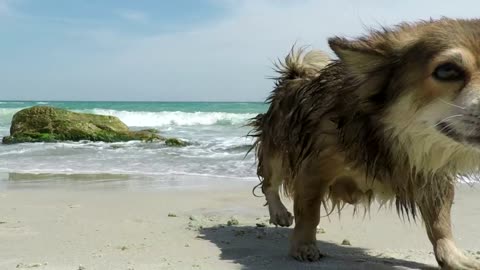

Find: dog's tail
<box><xmin>273</xmin><ymin>47</ymin><xmax>331</xmax><ymax>82</ymax></box>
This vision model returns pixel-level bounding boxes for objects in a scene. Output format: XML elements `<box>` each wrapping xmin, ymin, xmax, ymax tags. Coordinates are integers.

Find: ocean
<box><xmin>0</xmin><ymin>101</ymin><xmax>267</xmax><ymax>188</ymax></box>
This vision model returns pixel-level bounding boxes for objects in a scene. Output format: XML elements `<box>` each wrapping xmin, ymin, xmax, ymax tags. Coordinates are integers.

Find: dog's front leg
<box><xmin>418</xmin><ymin>183</ymin><xmax>480</xmax><ymax>270</ymax></box>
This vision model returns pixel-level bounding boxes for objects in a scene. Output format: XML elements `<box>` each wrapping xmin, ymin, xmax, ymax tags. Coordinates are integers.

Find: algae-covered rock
<box><xmin>165</xmin><ymin>138</ymin><xmax>189</xmax><ymax>147</ymax></box>
<box><xmin>2</xmin><ymin>106</ymin><xmax>164</xmax><ymax>144</ymax></box>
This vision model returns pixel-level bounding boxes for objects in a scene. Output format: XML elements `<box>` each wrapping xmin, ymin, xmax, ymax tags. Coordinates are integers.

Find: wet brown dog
<box><xmin>250</xmin><ymin>18</ymin><xmax>480</xmax><ymax>269</ymax></box>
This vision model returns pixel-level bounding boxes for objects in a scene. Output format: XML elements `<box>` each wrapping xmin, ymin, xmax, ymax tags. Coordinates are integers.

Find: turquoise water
<box><xmin>0</xmin><ymin>101</ymin><xmax>266</xmax><ymax>182</ymax></box>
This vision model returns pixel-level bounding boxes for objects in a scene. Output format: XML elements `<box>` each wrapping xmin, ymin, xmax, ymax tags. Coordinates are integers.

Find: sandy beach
<box><xmin>1</xmin><ymin>180</ymin><xmax>479</xmax><ymax>270</ymax></box>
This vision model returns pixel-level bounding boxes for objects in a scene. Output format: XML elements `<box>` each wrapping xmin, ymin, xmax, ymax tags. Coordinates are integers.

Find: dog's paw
<box><xmin>436</xmin><ymin>240</ymin><xmax>480</xmax><ymax>270</ymax></box>
<box><xmin>290</xmin><ymin>243</ymin><xmax>323</xmax><ymax>262</ymax></box>
<box><xmin>268</xmin><ymin>206</ymin><xmax>293</xmax><ymax>227</ymax></box>
<box><xmin>268</xmin><ymin>201</ymin><xmax>293</xmax><ymax>227</ymax></box>
<box><xmin>439</xmin><ymin>257</ymin><xmax>480</xmax><ymax>270</ymax></box>
<box><xmin>439</xmin><ymin>256</ymin><xmax>480</xmax><ymax>270</ymax></box>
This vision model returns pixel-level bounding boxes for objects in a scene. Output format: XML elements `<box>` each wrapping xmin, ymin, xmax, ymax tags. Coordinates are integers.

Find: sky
<box><xmin>1</xmin><ymin>0</ymin><xmax>479</xmax><ymax>102</ymax></box>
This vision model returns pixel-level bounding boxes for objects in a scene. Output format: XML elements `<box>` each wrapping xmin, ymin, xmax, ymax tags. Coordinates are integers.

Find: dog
<box><xmin>249</xmin><ymin>18</ymin><xmax>480</xmax><ymax>269</ymax></box>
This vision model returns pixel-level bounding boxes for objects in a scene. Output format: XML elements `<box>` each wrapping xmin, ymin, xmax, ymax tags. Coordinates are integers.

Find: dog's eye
<box><xmin>433</xmin><ymin>63</ymin><xmax>465</xmax><ymax>81</ymax></box>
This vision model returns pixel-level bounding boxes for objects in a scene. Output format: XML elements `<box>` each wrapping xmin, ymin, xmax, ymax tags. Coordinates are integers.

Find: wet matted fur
<box><xmin>249</xmin><ymin>18</ymin><xmax>480</xmax><ymax>269</ymax></box>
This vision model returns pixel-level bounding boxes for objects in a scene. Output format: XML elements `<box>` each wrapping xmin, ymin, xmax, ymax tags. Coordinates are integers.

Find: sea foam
<box><xmin>0</xmin><ymin>108</ymin><xmax>257</xmax><ymax>129</ymax></box>
<box><xmin>88</xmin><ymin>109</ymin><xmax>256</xmax><ymax>127</ymax></box>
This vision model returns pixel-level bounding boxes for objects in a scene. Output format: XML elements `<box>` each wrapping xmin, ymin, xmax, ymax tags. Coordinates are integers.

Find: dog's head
<box><xmin>330</xmin><ymin>19</ymin><xmax>480</xmax><ymax>154</ymax></box>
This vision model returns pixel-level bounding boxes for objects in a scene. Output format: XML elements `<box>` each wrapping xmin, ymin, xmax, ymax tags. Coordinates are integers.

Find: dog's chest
<box><xmin>324</xmin><ymin>151</ymin><xmax>396</xmax><ymax>205</ymax></box>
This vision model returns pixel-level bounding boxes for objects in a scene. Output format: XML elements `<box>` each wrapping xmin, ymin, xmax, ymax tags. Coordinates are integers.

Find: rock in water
<box><xmin>165</xmin><ymin>138</ymin><xmax>189</xmax><ymax>147</ymax></box>
<box><xmin>2</xmin><ymin>106</ymin><xmax>163</xmax><ymax>144</ymax></box>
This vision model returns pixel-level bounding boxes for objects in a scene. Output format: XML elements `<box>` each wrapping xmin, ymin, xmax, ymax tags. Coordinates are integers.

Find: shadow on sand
<box><xmin>199</xmin><ymin>225</ymin><xmax>437</xmax><ymax>270</ymax></box>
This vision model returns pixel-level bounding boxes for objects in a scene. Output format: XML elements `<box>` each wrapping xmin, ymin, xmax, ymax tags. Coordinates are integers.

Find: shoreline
<box><xmin>0</xmin><ymin>172</ymin><xmax>258</xmax><ymax>192</ymax></box>
<box><xmin>0</xmin><ymin>181</ymin><xmax>479</xmax><ymax>269</ymax></box>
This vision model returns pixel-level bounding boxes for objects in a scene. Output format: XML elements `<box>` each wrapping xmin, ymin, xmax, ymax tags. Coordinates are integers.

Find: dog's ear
<box><xmin>328</xmin><ymin>37</ymin><xmax>389</xmax><ymax>76</ymax></box>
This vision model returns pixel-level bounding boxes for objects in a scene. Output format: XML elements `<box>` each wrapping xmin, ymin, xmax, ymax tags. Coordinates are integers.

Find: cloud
<box><xmin>63</xmin><ymin>0</ymin><xmax>382</xmax><ymax>101</ymax></box>
<box><xmin>0</xmin><ymin>0</ymin><xmax>12</xmax><ymax>16</ymax></box>
<box><xmin>116</xmin><ymin>9</ymin><xmax>149</xmax><ymax>24</ymax></box>
<box><xmin>59</xmin><ymin>1</ymin><xmax>361</xmax><ymax>101</ymax></box>
<box><xmin>3</xmin><ymin>0</ymin><xmax>480</xmax><ymax>101</ymax></box>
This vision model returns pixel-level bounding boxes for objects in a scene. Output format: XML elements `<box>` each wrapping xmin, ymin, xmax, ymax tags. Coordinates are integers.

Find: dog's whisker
<box><xmin>436</xmin><ymin>120</ymin><xmax>460</xmax><ymax>135</ymax></box>
<box><xmin>431</xmin><ymin>114</ymin><xmax>463</xmax><ymax>129</ymax></box>
<box><xmin>437</xmin><ymin>98</ymin><xmax>466</xmax><ymax>110</ymax></box>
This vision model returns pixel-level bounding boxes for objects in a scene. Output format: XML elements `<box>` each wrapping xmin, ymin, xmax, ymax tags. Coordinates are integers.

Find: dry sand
<box><xmin>0</xmin><ymin>182</ymin><xmax>480</xmax><ymax>270</ymax></box>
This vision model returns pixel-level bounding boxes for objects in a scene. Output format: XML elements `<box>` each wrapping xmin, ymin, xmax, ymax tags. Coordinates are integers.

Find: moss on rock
<box><xmin>165</xmin><ymin>138</ymin><xmax>189</xmax><ymax>147</ymax></box>
<box><xmin>2</xmin><ymin>106</ymin><xmax>165</xmax><ymax>144</ymax></box>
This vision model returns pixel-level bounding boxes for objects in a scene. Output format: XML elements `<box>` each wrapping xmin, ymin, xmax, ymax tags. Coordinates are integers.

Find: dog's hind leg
<box><xmin>418</xmin><ymin>183</ymin><xmax>480</xmax><ymax>270</ymax></box>
<box><xmin>262</xmin><ymin>157</ymin><xmax>293</xmax><ymax>227</ymax></box>
<box><xmin>289</xmin><ymin>179</ymin><xmax>324</xmax><ymax>262</ymax></box>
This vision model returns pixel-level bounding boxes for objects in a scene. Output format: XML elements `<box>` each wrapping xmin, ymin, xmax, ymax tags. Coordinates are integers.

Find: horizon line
<box><xmin>0</xmin><ymin>100</ymin><xmax>266</xmax><ymax>103</ymax></box>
